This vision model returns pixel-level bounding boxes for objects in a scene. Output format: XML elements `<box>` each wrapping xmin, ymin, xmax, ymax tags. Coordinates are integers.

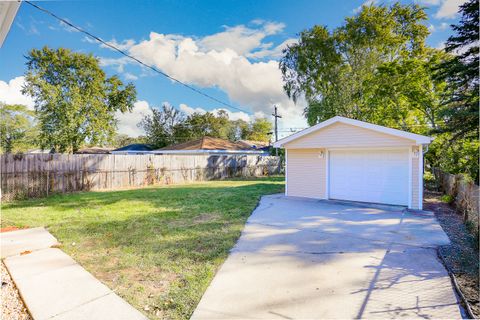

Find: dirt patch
<box><xmin>1</xmin><ymin>261</ymin><xmax>32</xmax><ymax>320</ymax></box>
<box><xmin>424</xmin><ymin>191</ymin><xmax>479</xmax><ymax>317</ymax></box>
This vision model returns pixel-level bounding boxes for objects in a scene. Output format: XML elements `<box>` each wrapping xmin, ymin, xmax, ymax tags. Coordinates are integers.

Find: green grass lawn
<box><xmin>1</xmin><ymin>177</ymin><xmax>284</xmax><ymax>319</ymax></box>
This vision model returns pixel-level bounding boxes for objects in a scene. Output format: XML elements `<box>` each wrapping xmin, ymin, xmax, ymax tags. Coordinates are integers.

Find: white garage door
<box><xmin>329</xmin><ymin>149</ymin><xmax>409</xmax><ymax>206</ymax></box>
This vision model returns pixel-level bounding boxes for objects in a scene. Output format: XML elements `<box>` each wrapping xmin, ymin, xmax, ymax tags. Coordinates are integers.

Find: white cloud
<box><xmin>127</xmin><ymin>33</ymin><xmax>306</xmax><ymax>128</ymax></box>
<box><xmin>419</xmin><ymin>0</ymin><xmax>468</xmax><ymax>19</ymax></box>
<box><xmin>59</xmin><ymin>20</ymin><xmax>78</xmax><ymax>33</ymax></box>
<box><xmin>439</xmin><ymin>22</ymin><xmax>450</xmax><ymax>30</ymax></box>
<box><xmin>100</xmin><ymin>38</ymin><xmax>136</xmax><ymax>51</ymax></box>
<box><xmin>0</xmin><ymin>76</ymin><xmax>34</xmax><ymax>109</ymax></box>
<box><xmin>353</xmin><ymin>0</ymin><xmax>380</xmax><ymax>14</ymax></box>
<box><xmin>124</xmin><ymin>72</ymin><xmax>138</xmax><ymax>81</ymax></box>
<box><xmin>198</xmin><ymin>21</ymin><xmax>285</xmax><ymax>56</ymax></box>
<box><xmin>435</xmin><ymin>0</ymin><xmax>466</xmax><ymax>19</ymax></box>
<box><xmin>247</xmin><ymin>38</ymin><xmax>297</xmax><ymax>59</ymax></box>
<box><xmin>98</xmin><ymin>56</ymin><xmax>131</xmax><ymax>73</ymax></box>
<box><xmin>115</xmin><ymin>100</ymin><xmax>153</xmax><ymax>137</ymax></box>
<box><xmin>435</xmin><ymin>41</ymin><xmax>446</xmax><ymax>49</ymax></box>
<box><xmin>96</xmin><ymin>21</ymin><xmax>307</xmax><ymax>129</ymax></box>
<box><xmin>416</xmin><ymin>0</ymin><xmax>441</xmax><ymax>5</ymax></box>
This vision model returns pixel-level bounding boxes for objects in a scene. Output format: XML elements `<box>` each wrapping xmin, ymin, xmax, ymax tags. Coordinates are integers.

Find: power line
<box><xmin>23</xmin><ymin>0</ymin><xmax>251</xmax><ymax>115</ymax></box>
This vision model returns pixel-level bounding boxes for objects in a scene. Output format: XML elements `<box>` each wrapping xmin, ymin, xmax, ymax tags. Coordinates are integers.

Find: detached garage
<box><xmin>273</xmin><ymin>116</ymin><xmax>432</xmax><ymax>210</ymax></box>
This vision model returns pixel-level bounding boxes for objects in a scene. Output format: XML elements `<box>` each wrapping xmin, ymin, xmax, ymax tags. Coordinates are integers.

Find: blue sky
<box><xmin>0</xmin><ymin>0</ymin><xmax>465</xmax><ymax>137</ymax></box>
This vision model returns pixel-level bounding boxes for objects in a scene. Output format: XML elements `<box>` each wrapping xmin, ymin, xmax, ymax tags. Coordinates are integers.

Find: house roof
<box><xmin>157</xmin><ymin>136</ymin><xmax>257</xmax><ymax>151</ymax></box>
<box><xmin>75</xmin><ymin>147</ymin><xmax>113</xmax><ymax>154</ymax></box>
<box><xmin>113</xmin><ymin>144</ymin><xmax>155</xmax><ymax>152</ymax></box>
<box><xmin>273</xmin><ymin>116</ymin><xmax>432</xmax><ymax>148</ymax></box>
<box><xmin>238</xmin><ymin>140</ymin><xmax>269</xmax><ymax>149</ymax></box>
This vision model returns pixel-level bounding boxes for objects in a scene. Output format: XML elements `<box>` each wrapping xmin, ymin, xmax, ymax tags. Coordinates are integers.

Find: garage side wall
<box><xmin>286</xmin><ymin>148</ymin><xmax>326</xmax><ymax>199</ymax></box>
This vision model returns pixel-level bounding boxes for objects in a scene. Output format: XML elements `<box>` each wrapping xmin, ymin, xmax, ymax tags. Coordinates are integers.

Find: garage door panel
<box><xmin>329</xmin><ymin>149</ymin><xmax>409</xmax><ymax>206</ymax></box>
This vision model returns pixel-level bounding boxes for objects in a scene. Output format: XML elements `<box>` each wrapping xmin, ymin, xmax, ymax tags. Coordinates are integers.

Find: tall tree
<box><xmin>111</xmin><ymin>134</ymin><xmax>146</xmax><ymax>148</ymax></box>
<box><xmin>139</xmin><ymin>105</ymin><xmax>273</xmax><ymax>147</ymax></box>
<box><xmin>280</xmin><ymin>3</ymin><xmax>429</xmax><ymax>127</ymax></box>
<box><xmin>139</xmin><ymin>104</ymin><xmax>185</xmax><ymax>148</ymax></box>
<box><xmin>436</xmin><ymin>0</ymin><xmax>479</xmax><ymax>140</ymax></box>
<box><xmin>242</xmin><ymin>118</ymin><xmax>272</xmax><ymax>142</ymax></box>
<box><xmin>0</xmin><ymin>103</ymin><xmax>38</xmax><ymax>153</ymax></box>
<box><xmin>22</xmin><ymin>47</ymin><xmax>136</xmax><ymax>153</ymax></box>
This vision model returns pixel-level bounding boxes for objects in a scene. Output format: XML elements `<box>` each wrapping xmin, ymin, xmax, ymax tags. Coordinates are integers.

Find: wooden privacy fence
<box><xmin>432</xmin><ymin>168</ymin><xmax>479</xmax><ymax>238</ymax></box>
<box><xmin>0</xmin><ymin>153</ymin><xmax>282</xmax><ymax>201</ymax></box>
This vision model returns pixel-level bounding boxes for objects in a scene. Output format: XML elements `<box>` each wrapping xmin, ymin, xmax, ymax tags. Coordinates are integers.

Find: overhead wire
<box><xmin>23</xmin><ymin>0</ymin><xmax>251</xmax><ymax>115</ymax></box>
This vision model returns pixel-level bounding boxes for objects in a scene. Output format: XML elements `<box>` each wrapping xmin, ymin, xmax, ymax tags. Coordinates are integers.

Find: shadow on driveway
<box><xmin>192</xmin><ymin>194</ymin><xmax>463</xmax><ymax>319</ymax></box>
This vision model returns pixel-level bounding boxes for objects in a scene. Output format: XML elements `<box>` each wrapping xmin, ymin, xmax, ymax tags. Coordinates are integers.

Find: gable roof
<box><xmin>273</xmin><ymin>116</ymin><xmax>432</xmax><ymax>148</ymax></box>
<box><xmin>113</xmin><ymin>144</ymin><xmax>155</xmax><ymax>152</ymax></box>
<box><xmin>157</xmin><ymin>136</ymin><xmax>258</xmax><ymax>151</ymax></box>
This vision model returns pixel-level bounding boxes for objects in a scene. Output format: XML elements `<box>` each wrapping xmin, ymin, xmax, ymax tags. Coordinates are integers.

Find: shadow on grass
<box><xmin>1</xmin><ymin>177</ymin><xmax>284</xmax><ymax>319</ymax></box>
<box><xmin>2</xmin><ymin>176</ymin><xmax>285</xmax><ymax>211</ymax></box>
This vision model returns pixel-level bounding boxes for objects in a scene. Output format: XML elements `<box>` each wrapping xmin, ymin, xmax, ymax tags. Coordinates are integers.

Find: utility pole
<box><xmin>272</xmin><ymin>105</ymin><xmax>282</xmax><ymax>156</ymax></box>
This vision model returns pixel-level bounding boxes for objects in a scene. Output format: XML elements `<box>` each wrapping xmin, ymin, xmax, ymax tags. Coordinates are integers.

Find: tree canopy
<box><xmin>22</xmin><ymin>47</ymin><xmax>137</xmax><ymax>153</ymax></box>
<box><xmin>0</xmin><ymin>103</ymin><xmax>38</xmax><ymax>153</ymax></box>
<box><xmin>280</xmin><ymin>3</ymin><xmax>430</xmax><ymax>128</ymax></box>
<box><xmin>280</xmin><ymin>2</ymin><xmax>479</xmax><ymax>181</ymax></box>
<box><xmin>436</xmin><ymin>0</ymin><xmax>478</xmax><ymax>140</ymax></box>
<box><xmin>139</xmin><ymin>105</ymin><xmax>273</xmax><ymax>148</ymax></box>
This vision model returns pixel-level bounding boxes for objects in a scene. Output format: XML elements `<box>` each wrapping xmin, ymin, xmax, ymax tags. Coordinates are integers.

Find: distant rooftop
<box><xmin>157</xmin><ymin>137</ymin><xmax>260</xmax><ymax>151</ymax></box>
<box><xmin>75</xmin><ymin>147</ymin><xmax>113</xmax><ymax>154</ymax></box>
<box><xmin>113</xmin><ymin>144</ymin><xmax>155</xmax><ymax>152</ymax></box>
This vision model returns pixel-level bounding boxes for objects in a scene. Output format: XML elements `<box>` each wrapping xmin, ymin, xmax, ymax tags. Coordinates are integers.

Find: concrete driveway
<box><xmin>192</xmin><ymin>194</ymin><xmax>463</xmax><ymax>319</ymax></box>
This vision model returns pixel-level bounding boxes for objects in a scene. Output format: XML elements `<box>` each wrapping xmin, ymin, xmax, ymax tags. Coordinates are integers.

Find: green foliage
<box><xmin>22</xmin><ymin>47</ymin><xmax>137</xmax><ymax>153</ymax></box>
<box><xmin>280</xmin><ymin>3</ymin><xmax>429</xmax><ymax>127</ymax></box>
<box><xmin>281</xmin><ymin>2</ymin><xmax>478</xmax><ymax>182</ymax></box>
<box><xmin>0</xmin><ymin>103</ymin><xmax>39</xmax><ymax>153</ymax></box>
<box><xmin>1</xmin><ymin>178</ymin><xmax>284</xmax><ymax>319</ymax></box>
<box><xmin>139</xmin><ymin>104</ymin><xmax>185</xmax><ymax>148</ymax></box>
<box><xmin>110</xmin><ymin>134</ymin><xmax>146</xmax><ymax>148</ymax></box>
<box><xmin>241</xmin><ymin>118</ymin><xmax>273</xmax><ymax>142</ymax></box>
<box><xmin>427</xmin><ymin>134</ymin><xmax>479</xmax><ymax>182</ymax></box>
<box><xmin>175</xmin><ymin>110</ymin><xmax>232</xmax><ymax>142</ymax></box>
<box><xmin>441</xmin><ymin>194</ymin><xmax>455</xmax><ymax>204</ymax></box>
<box><xmin>432</xmin><ymin>0</ymin><xmax>479</xmax><ymax>182</ymax></box>
<box><xmin>423</xmin><ymin>171</ymin><xmax>435</xmax><ymax>183</ymax></box>
<box><xmin>139</xmin><ymin>106</ymin><xmax>272</xmax><ymax>148</ymax></box>
<box><xmin>434</xmin><ymin>0</ymin><xmax>478</xmax><ymax>142</ymax></box>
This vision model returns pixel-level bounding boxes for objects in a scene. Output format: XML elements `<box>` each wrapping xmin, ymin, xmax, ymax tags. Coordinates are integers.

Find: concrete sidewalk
<box><xmin>192</xmin><ymin>194</ymin><xmax>463</xmax><ymax>319</ymax></box>
<box><xmin>1</xmin><ymin>228</ymin><xmax>146</xmax><ymax>320</ymax></box>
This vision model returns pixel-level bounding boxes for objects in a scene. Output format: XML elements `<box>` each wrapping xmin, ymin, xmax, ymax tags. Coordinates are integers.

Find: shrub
<box><xmin>441</xmin><ymin>194</ymin><xmax>455</xmax><ymax>204</ymax></box>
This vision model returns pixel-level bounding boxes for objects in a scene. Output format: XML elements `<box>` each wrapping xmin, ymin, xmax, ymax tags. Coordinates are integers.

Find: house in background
<box><xmin>111</xmin><ymin>143</ymin><xmax>155</xmax><ymax>155</ymax></box>
<box><xmin>274</xmin><ymin>116</ymin><xmax>432</xmax><ymax>210</ymax></box>
<box><xmin>75</xmin><ymin>147</ymin><xmax>113</xmax><ymax>154</ymax></box>
<box><xmin>153</xmin><ymin>136</ymin><xmax>270</xmax><ymax>155</ymax></box>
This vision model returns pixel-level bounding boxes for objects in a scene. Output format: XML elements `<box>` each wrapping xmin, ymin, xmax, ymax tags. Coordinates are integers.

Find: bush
<box><xmin>441</xmin><ymin>194</ymin><xmax>455</xmax><ymax>204</ymax></box>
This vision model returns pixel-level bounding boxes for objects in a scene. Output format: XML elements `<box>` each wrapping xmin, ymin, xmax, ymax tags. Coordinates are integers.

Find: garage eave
<box><xmin>273</xmin><ymin>116</ymin><xmax>432</xmax><ymax>148</ymax></box>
